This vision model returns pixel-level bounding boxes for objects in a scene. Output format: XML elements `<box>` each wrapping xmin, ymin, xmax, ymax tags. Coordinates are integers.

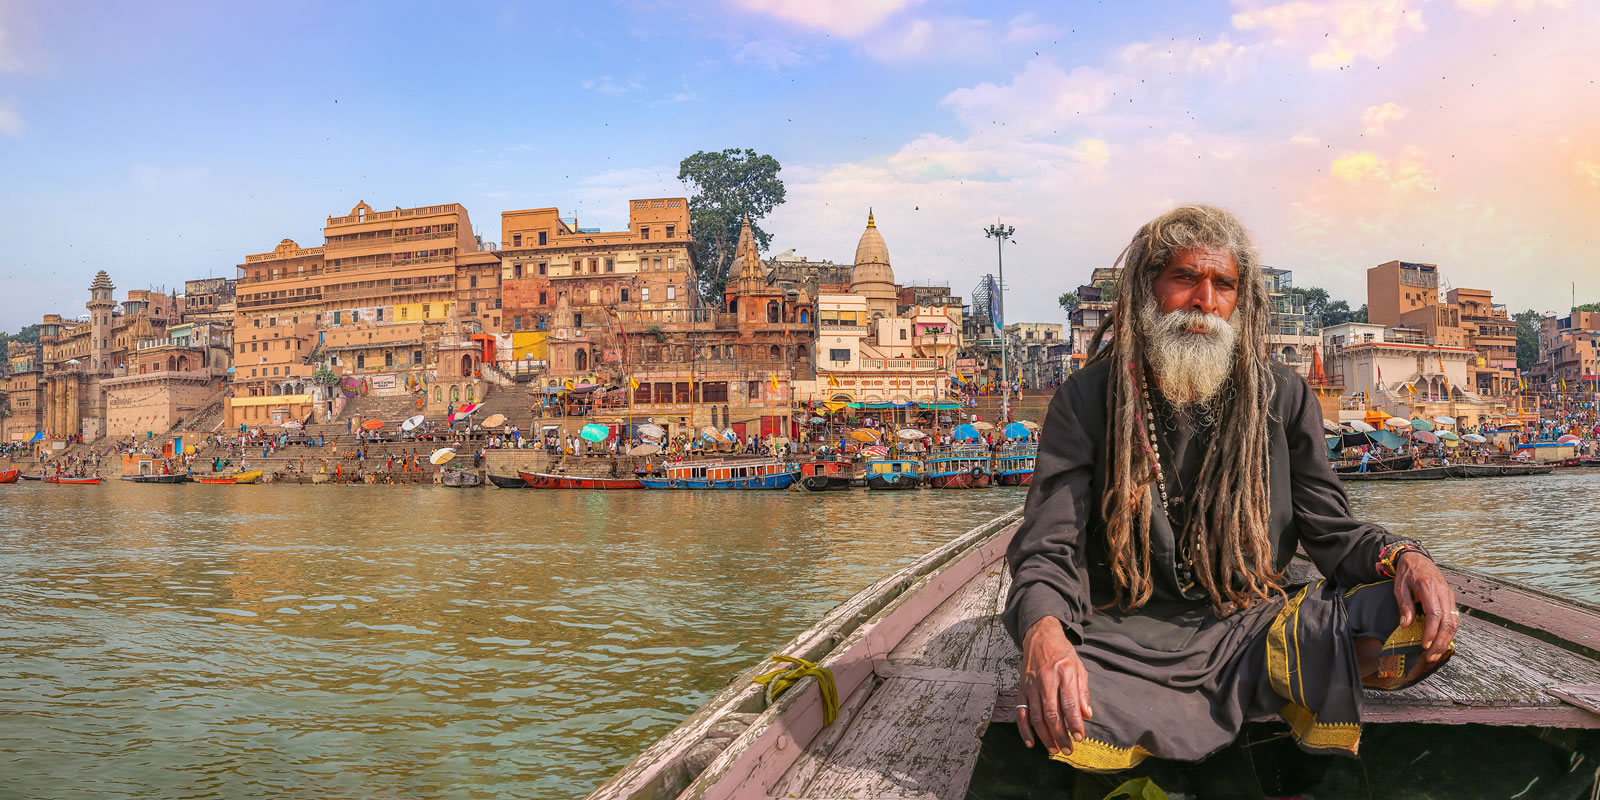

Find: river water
<box><xmin>1</xmin><ymin>473</ymin><xmax>1596</xmax><ymax>799</ymax></box>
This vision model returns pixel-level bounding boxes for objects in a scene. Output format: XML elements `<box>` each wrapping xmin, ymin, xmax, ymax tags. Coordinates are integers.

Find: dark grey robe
<box><xmin>1004</xmin><ymin>359</ymin><xmax>1448</xmax><ymax>770</ymax></box>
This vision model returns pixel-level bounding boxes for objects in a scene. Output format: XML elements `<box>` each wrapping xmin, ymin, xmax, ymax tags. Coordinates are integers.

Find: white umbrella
<box><xmin>429</xmin><ymin>448</ymin><xmax>456</xmax><ymax>465</ymax></box>
<box><xmin>1348</xmin><ymin>420</ymin><xmax>1376</xmax><ymax>433</ymax></box>
<box><xmin>280</xmin><ymin>420</ymin><xmax>302</xmax><ymax>429</ymax></box>
<box><xmin>897</xmin><ymin>428</ymin><xmax>927</xmax><ymax>440</ymax></box>
<box><xmin>1463</xmin><ymin>433</ymin><xmax>1487</xmax><ymax>443</ymax></box>
<box><xmin>482</xmin><ymin>413</ymin><xmax>507</xmax><ymax>428</ymax></box>
<box><xmin>637</xmin><ymin>423</ymin><xmax>665</xmax><ymax>439</ymax></box>
<box><xmin>1433</xmin><ymin>416</ymin><xmax>1456</xmax><ymax>426</ymax></box>
<box><xmin>629</xmin><ymin>443</ymin><xmax>661</xmax><ymax>456</ymax></box>
<box><xmin>401</xmin><ymin>414</ymin><xmax>425</xmax><ymax>432</ymax></box>
<box><xmin>1018</xmin><ymin>420</ymin><xmax>1040</xmax><ymax>431</ymax></box>
<box><xmin>1322</xmin><ymin>419</ymin><xmax>1341</xmax><ymax>433</ymax></box>
<box><xmin>1384</xmin><ymin>417</ymin><xmax>1411</xmax><ymax>429</ymax></box>
<box><xmin>972</xmin><ymin>421</ymin><xmax>995</xmax><ymax>432</ymax></box>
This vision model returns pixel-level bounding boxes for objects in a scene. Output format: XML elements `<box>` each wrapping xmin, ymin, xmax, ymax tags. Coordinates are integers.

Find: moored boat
<box><xmin>587</xmin><ymin>509</ymin><xmax>1600</xmax><ymax>800</ymax></box>
<box><xmin>1450</xmin><ymin>463</ymin><xmax>1554</xmax><ymax>478</ymax></box>
<box><xmin>0</xmin><ymin>468</ymin><xmax>17</xmax><ymax>484</ymax></box>
<box><xmin>19</xmin><ymin>473</ymin><xmax>44</xmax><ymax>480</ymax></box>
<box><xmin>440</xmin><ymin>470</ymin><xmax>483</xmax><ymax>488</ymax></box>
<box><xmin>925</xmin><ymin>445</ymin><xmax>994</xmax><ymax>489</ymax></box>
<box><xmin>518</xmin><ymin>471</ymin><xmax>645</xmax><ymax>490</ymax></box>
<box><xmin>863</xmin><ymin>458</ymin><xmax>923</xmax><ymax>490</ymax></box>
<box><xmin>44</xmin><ymin>476</ymin><xmax>103</xmax><ymax>485</ymax></box>
<box><xmin>486</xmin><ymin>473</ymin><xmax>529</xmax><ymax>489</ymax></box>
<box><xmin>795</xmin><ymin>458</ymin><xmax>854</xmax><ymax>491</ymax></box>
<box><xmin>121</xmin><ymin>474</ymin><xmax>191</xmax><ymax>484</ymax></box>
<box><xmin>195</xmin><ymin>475</ymin><xmax>236</xmax><ymax>485</ymax></box>
<box><xmin>1332</xmin><ymin>454</ymin><xmax>1415</xmax><ymax>474</ymax></box>
<box><xmin>640</xmin><ymin>459</ymin><xmax>797</xmax><ymax>490</ymax></box>
<box><xmin>1338</xmin><ymin>465</ymin><xmax>1457</xmax><ymax>481</ymax></box>
<box><xmin>992</xmin><ymin>445</ymin><xmax>1037</xmax><ymax>486</ymax></box>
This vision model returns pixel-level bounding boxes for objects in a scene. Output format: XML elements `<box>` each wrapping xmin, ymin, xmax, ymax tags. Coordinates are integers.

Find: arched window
<box><xmin>728</xmin><ymin>299</ymin><xmax>738</xmax><ymax>314</ymax></box>
<box><xmin>795</xmin><ymin>345</ymin><xmax>808</xmax><ymax>363</ymax></box>
<box><xmin>461</xmin><ymin>354</ymin><xmax>473</xmax><ymax>376</ymax></box>
<box><xmin>177</xmin><ymin>356</ymin><xmax>189</xmax><ymax>371</ymax></box>
<box><xmin>767</xmin><ymin>301</ymin><xmax>780</xmax><ymax>323</ymax></box>
<box><xmin>434</xmin><ymin>385</ymin><xmax>443</xmax><ymax>402</ymax></box>
<box><xmin>769</xmin><ymin>344</ymin><xmax>781</xmax><ymax>360</ymax></box>
<box><xmin>576</xmin><ymin>348</ymin><xmax>589</xmax><ymax>371</ymax></box>
<box><xmin>799</xmin><ymin>309</ymin><xmax>810</xmax><ymax>324</ymax></box>
<box><xmin>167</xmin><ymin>355</ymin><xmax>177</xmax><ymax>371</ymax></box>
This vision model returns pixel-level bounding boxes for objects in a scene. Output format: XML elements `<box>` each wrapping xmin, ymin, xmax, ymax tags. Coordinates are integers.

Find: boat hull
<box><xmin>441</xmin><ymin>471</ymin><xmax>483</xmax><ymax>487</ymax></box>
<box><xmin>122</xmin><ymin>474</ymin><xmax>190</xmax><ymax>484</ymax></box>
<box><xmin>866</xmin><ymin>473</ymin><xmax>922</xmax><ymax>490</ymax></box>
<box><xmin>486</xmin><ymin>474</ymin><xmax>528</xmax><ymax>488</ymax></box>
<box><xmin>994</xmin><ymin>470</ymin><xmax>1033</xmax><ymax>486</ymax></box>
<box><xmin>1451</xmin><ymin>464</ymin><xmax>1554</xmax><ymax>478</ymax></box>
<box><xmin>640</xmin><ymin>472</ymin><xmax>797</xmax><ymax>490</ymax></box>
<box><xmin>798</xmin><ymin>474</ymin><xmax>853</xmax><ymax>491</ymax></box>
<box><xmin>1338</xmin><ymin>466</ymin><xmax>1456</xmax><ymax>481</ymax></box>
<box><xmin>19</xmin><ymin>474</ymin><xmax>44</xmax><ymax>481</ymax></box>
<box><xmin>232</xmin><ymin>470</ymin><xmax>263</xmax><ymax>484</ymax></box>
<box><xmin>195</xmin><ymin>476</ymin><xmax>235</xmax><ymax>485</ymax></box>
<box><xmin>1333</xmin><ymin>455</ymin><xmax>1415</xmax><ymax>474</ymax></box>
<box><xmin>928</xmin><ymin>470</ymin><xmax>993</xmax><ymax>489</ymax></box>
<box><xmin>0</xmin><ymin>469</ymin><xmax>17</xmax><ymax>484</ymax></box>
<box><xmin>44</xmin><ymin>476</ymin><xmax>103</xmax><ymax>484</ymax></box>
<box><xmin>518</xmin><ymin>471</ymin><xmax>644</xmax><ymax>490</ymax></box>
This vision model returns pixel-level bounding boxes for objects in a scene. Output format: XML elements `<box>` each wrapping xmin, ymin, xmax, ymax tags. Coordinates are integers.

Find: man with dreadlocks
<box><xmin>1004</xmin><ymin>205</ymin><xmax>1458</xmax><ymax>780</ymax></box>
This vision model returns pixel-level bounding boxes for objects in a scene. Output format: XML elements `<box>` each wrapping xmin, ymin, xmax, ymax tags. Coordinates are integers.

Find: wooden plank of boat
<box><xmin>1338</xmin><ymin>465</ymin><xmax>1457</xmax><ymax>481</ymax></box>
<box><xmin>195</xmin><ymin>476</ymin><xmax>235</xmax><ymax>485</ymax></box>
<box><xmin>232</xmin><ymin>470</ymin><xmax>263</xmax><ymax>484</ymax></box>
<box><xmin>593</xmin><ymin>508</ymin><xmax>1600</xmax><ymax>800</ymax></box>
<box><xmin>19</xmin><ymin>473</ymin><xmax>44</xmax><ymax>480</ymax></box>
<box><xmin>518</xmin><ymin>471</ymin><xmax>643</xmax><ymax>489</ymax></box>
<box><xmin>44</xmin><ymin>476</ymin><xmax>103</xmax><ymax>484</ymax></box>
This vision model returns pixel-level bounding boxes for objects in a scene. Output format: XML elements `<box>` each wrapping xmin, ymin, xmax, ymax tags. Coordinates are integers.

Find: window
<box><xmin>376</xmin><ymin>308</ymin><xmax>384</xmax><ymax>321</ymax></box>
<box><xmin>385</xmin><ymin>351</ymin><xmax>394</xmax><ymax>367</ymax></box>
<box><xmin>538</xmin><ymin>231</ymin><xmax>547</xmax><ymax>245</ymax></box>
<box><xmin>899</xmin><ymin>328</ymin><xmax>907</xmax><ymax>340</ymax></box>
<box><xmin>703</xmin><ymin>381</ymin><xmax>729</xmax><ymax>402</ymax></box>
<box><xmin>470</xmin><ymin>301</ymin><xmax>478</xmax><ymax>314</ymax></box>
<box><xmin>829</xmin><ymin>348</ymin><xmax>851</xmax><ymax>362</ymax></box>
<box><xmin>251</xmin><ymin>342</ymin><xmax>258</xmax><ymax>352</ymax></box>
<box><xmin>514</xmin><ymin>264</ymin><xmax>523</xmax><ymax>278</ymax></box>
<box><xmin>655</xmin><ymin>257</ymin><xmax>663</xmax><ymax>271</ymax></box>
<box><xmin>513</xmin><ymin>234</ymin><xmax>522</xmax><ymax>246</ymax></box>
<box><xmin>573</xmin><ymin>313</ymin><xmax>583</xmax><ymax>328</ymax></box>
<box><xmin>620</xmin><ymin>288</ymin><xmax>630</xmax><ymax>302</ymax></box>
<box><xmin>357</xmin><ymin>353</ymin><xmax>365</xmax><ymax>369</ymax></box>
<box><xmin>414</xmin><ymin>349</ymin><xmax>423</xmax><ymax>365</ymax></box>
<box><xmin>470</xmin><ymin>276</ymin><xmax>478</xmax><ymax>288</ymax></box>
<box><xmin>605</xmin><ymin>258</ymin><xmax>614</xmax><ymax>272</ymax></box>
<box><xmin>666</xmin><ymin>286</ymin><xmax>676</xmax><ymax>300</ymax></box>
<box><xmin>399</xmin><ymin>307</ymin><xmax>408</xmax><ymax>320</ymax></box>
<box><xmin>539</xmin><ymin>291</ymin><xmax>548</xmax><ymax>305</ymax></box>
<box><xmin>422</xmin><ymin>304</ymin><xmax>431</xmax><ymax>317</ymax></box>
<box><xmin>666</xmin><ymin>225</ymin><xmax>675</xmax><ymax>239</ymax></box>
<box><xmin>538</xmin><ymin>263</ymin><xmax>547</xmax><ymax>275</ymax></box>
<box><xmin>495</xmin><ymin>298</ymin><xmax>502</xmax><ymax>309</ymax></box>
<box><xmin>640</xmin><ymin>226</ymin><xmax>650</xmax><ymax>240</ymax></box>
<box><xmin>513</xmin><ymin>316</ymin><xmax>523</xmax><ymax>331</ymax></box>
<box><xmin>635</xmin><ymin>383</ymin><xmax>652</xmax><ymax>403</ymax></box>
<box><xmin>642</xmin><ymin>287</ymin><xmax>650</xmax><ymax>301</ymax></box>
<box><xmin>747</xmin><ymin>381</ymin><xmax>760</xmax><ymax>400</ymax></box>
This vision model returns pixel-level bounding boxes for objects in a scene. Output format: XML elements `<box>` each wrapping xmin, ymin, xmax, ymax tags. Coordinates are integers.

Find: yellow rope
<box><xmin>752</xmin><ymin>654</ymin><xmax>840</xmax><ymax>727</ymax></box>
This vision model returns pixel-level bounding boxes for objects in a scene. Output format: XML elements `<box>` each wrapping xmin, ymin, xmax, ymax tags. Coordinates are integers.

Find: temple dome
<box><xmin>851</xmin><ymin>211</ymin><xmax>895</xmax><ymax>293</ymax></box>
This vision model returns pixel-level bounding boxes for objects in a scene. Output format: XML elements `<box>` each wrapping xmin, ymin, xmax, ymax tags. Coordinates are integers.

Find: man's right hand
<box><xmin>1018</xmin><ymin>616</ymin><xmax>1093</xmax><ymax>756</ymax></box>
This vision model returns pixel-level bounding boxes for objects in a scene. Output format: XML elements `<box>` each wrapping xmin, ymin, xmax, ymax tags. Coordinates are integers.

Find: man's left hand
<box><xmin>1392</xmin><ymin>551</ymin><xmax>1458</xmax><ymax>663</ymax></box>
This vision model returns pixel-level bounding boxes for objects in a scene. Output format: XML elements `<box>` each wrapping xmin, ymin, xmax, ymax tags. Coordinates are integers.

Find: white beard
<box><xmin>1140</xmin><ymin>299</ymin><xmax>1238</xmax><ymax>407</ymax></box>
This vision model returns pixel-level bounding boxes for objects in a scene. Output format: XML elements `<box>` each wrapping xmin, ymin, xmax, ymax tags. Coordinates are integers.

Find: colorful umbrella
<box><xmin>429</xmin><ymin>448</ymin><xmax>456</xmax><ymax>465</ymax></box>
<box><xmin>1018</xmin><ymin>420</ymin><xmax>1040</xmax><ymax>431</ymax></box>
<box><xmin>951</xmin><ymin>423</ymin><xmax>980</xmax><ymax>441</ymax></box>
<box><xmin>861</xmin><ymin>445</ymin><xmax>889</xmax><ymax>458</ymax></box>
<box><xmin>450</xmin><ymin>403</ymin><xmax>479</xmax><ymax>422</ymax></box>
<box><xmin>896</xmin><ymin>428</ymin><xmax>927</xmax><ymax>441</ymax></box>
<box><xmin>722</xmin><ymin>428</ymin><xmax>738</xmax><ymax>442</ymax></box>
<box><xmin>629</xmin><ymin>443</ymin><xmax>661</xmax><ymax>456</ymax></box>
<box><xmin>1437</xmin><ymin>430</ymin><xmax>1460</xmax><ymax>441</ymax></box>
<box><xmin>1413</xmin><ymin>431</ymin><xmax>1440</xmax><ymax>444</ymax></box>
<box><xmin>1463</xmin><ymin>433</ymin><xmax>1487</xmax><ymax>443</ymax></box>
<box><xmin>401</xmin><ymin>414</ymin><xmax>425</xmax><ymax>431</ymax></box>
<box><xmin>1384</xmin><ymin>417</ymin><xmax>1411</xmax><ymax>429</ymax></box>
<box><xmin>637</xmin><ymin>423</ymin><xmax>665</xmax><ymax>440</ymax></box>
<box><xmin>1432</xmin><ymin>416</ymin><xmax>1456</xmax><ymax>426</ymax></box>
<box><xmin>361</xmin><ymin>419</ymin><xmax>385</xmax><ymax>431</ymax></box>
<box><xmin>849</xmin><ymin>429</ymin><xmax>880</xmax><ymax>443</ymax></box>
<box><xmin>808</xmin><ymin>416</ymin><xmax>829</xmax><ymax>424</ymax></box>
<box><xmin>1348</xmin><ymin>420</ymin><xmax>1376</xmax><ymax>433</ymax></box>
<box><xmin>1002</xmin><ymin>422</ymin><xmax>1030</xmax><ymax>438</ymax></box>
<box><xmin>482</xmin><ymin>413</ymin><xmax>507</xmax><ymax>428</ymax></box>
<box><xmin>580</xmin><ymin>423</ymin><xmax>611</xmax><ymax>443</ymax></box>
<box><xmin>1409</xmin><ymin>418</ymin><xmax>1435</xmax><ymax>432</ymax></box>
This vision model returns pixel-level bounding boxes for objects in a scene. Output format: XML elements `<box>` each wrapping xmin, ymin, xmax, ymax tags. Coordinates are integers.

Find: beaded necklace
<box><xmin>1140</xmin><ymin>371</ymin><xmax>1197</xmax><ymax>592</ymax></box>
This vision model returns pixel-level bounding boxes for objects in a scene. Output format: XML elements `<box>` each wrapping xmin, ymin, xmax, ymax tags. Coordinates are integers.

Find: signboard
<box><xmin>370</xmin><ymin>374</ymin><xmax>398</xmax><ymax>392</ymax></box>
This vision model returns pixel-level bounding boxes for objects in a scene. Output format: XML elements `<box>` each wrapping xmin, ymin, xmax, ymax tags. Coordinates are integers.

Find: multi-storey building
<box><xmin>2</xmin><ymin>340</ymin><xmax>43</xmax><ymax>443</ymax></box>
<box><xmin>1366</xmin><ymin>260</ymin><xmax>1440</xmax><ymax>328</ymax></box>
<box><xmin>1068</xmin><ymin>268</ymin><xmax>1120</xmax><ymax>372</ymax></box>
<box><xmin>1262</xmin><ymin>268</ymin><xmax>1322</xmax><ymax>377</ymax></box>
<box><xmin>499</xmin><ymin>199</ymin><xmax>697</xmax><ymax>340</ymax></box>
<box><xmin>180</xmin><ymin>277</ymin><xmax>237</xmax><ymax>324</ymax></box>
<box><xmin>229</xmin><ymin>201</ymin><xmax>494</xmax><ymax>428</ymax></box>
<box><xmin>37</xmin><ymin>273</ymin><xmax>181</xmax><ymax>440</ymax></box>
<box><xmin>101</xmin><ymin>320</ymin><xmax>232</xmax><ymax>437</ymax></box>
<box><xmin>1536</xmin><ymin>311</ymin><xmax>1600</xmax><ymax>389</ymax></box>
<box><xmin>1005</xmin><ymin>322</ymin><xmax>1068</xmax><ymax>388</ymax></box>
<box><xmin>1447</xmin><ymin>287</ymin><xmax>1519</xmax><ymax>397</ymax></box>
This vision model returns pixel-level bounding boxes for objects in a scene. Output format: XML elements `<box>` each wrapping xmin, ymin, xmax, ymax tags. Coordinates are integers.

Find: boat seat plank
<box><xmin>1365</xmin><ymin>617</ymin><xmax>1600</xmax><ymax>709</ymax></box>
<box><xmin>887</xmin><ymin>564</ymin><xmax>1003</xmax><ymax>671</ymax></box>
<box><xmin>786</xmin><ymin>676</ymin><xmax>996</xmax><ymax>800</ymax></box>
<box><xmin>1548</xmin><ymin>685</ymin><xmax>1600</xmax><ymax>715</ymax></box>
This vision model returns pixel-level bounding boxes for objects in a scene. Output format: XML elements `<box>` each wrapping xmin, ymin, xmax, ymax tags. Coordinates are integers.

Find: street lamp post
<box><xmin>984</xmin><ymin>221</ymin><xmax>1016</xmax><ymax>422</ymax></box>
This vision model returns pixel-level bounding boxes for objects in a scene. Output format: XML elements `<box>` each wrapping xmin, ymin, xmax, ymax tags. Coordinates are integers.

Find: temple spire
<box><xmin>867</xmin><ymin>208</ymin><xmax>875</xmax><ymax>228</ymax></box>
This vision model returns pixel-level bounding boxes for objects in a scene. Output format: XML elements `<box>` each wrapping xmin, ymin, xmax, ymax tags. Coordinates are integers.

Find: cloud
<box><xmin>729</xmin><ymin>0</ymin><xmax>920</xmax><ymax>37</ymax></box>
<box><xmin>1330</xmin><ymin>150</ymin><xmax>1433</xmax><ymax>191</ymax></box>
<box><xmin>0</xmin><ymin>98</ymin><xmax>20</xmax><ymax>136</ymax></box>
<box><xmin>1118</xmin><ymin>35</ymin><xmax>1253</xmax><ymax>77</ymax></box>
<box><xmin>940</xmin><ymin>58</ymin><xmax>1135</xmax><ymax>136</ymax></box>
<box><xmin>1290</xmin><ymin>132</ymin><xmax>1322</xmax><ymax>146</ymax></box>
<box><xmin>1578</xmin><ymin>160</ymin><xmax>1600</xmax><ymax>187</ymax></box>
<box><xmin>1361</xmin><ymin>101</ymin><xmax>1409</xmax><ymax>136</ymax></box>
<box><xmin>863</xmin><ymin>17</ymin><xmax>994</xmax><ymax>62</ymax></box>
<box><xmin>732</xmin><ymin>39</ymin><xmax>812</xmax><ymax>70</ymax></box>
<box><xmin>581</xmin><ymin>76</ymin><xmax>641</xmax><ymax>96</ymax></box>
<box><xmin>1232</xmin><ymin>0</ymin><xmax>1426</xmax><ymax>69</ymax></box>
<box><xmin>1004</xmin><ymin>17</ymin><xmax>1064</xmax><ymax>46</ymax></box>
<box><xmin>1072</xmin><ymin>138</ymin><xmax>1111</xmax><ymax>168</ymax></box>
<box><xmin>1456</xmin><ymin>0</ymin><xmax>1570</xmax><ymax>13</ymax></box>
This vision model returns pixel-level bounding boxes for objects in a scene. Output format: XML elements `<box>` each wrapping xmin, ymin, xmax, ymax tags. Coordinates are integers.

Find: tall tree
<box><xmin>678</xmin><ymin>149</ymin><xmax>787</xmax><ymax>304</ymax></box>
<box><xmin>1513</xmin><ymin>309</ymin><xmax>1543</xmax><ymax>373</ymax></box>
<box><xmin>1574</xmin><ymin>301</ymin><xmax>1600</xmax><ymax>313</ymax></box>
<box><xmin>1058</xmin><ymin>292</ymin><xmax>1079</xmax><ymax>314</ymax></box>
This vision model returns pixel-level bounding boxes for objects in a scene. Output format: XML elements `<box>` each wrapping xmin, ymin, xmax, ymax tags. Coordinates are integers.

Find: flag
<box><xmin>629</xmin><ymin>376</ymin><xmax>640</xmax><ymax>391</ymax></box>
<box><xmin>828</xmin><ymin>373</ymin><xmax>840</xmax><ymax>388</ymax></box>
<box><xmin>1407</xmin><ymin>382</ymin><xmax>1417</xmax><ymax>395</ymax></box>
<box><xmin>564</xmin><ymin>379</ymin><xmax>574</xmax><ymax>391</ymax></box>
<box><xmin>769</xmin><ymin>373</ymin><xmax>779</xmax><ymax>391</ymax></box>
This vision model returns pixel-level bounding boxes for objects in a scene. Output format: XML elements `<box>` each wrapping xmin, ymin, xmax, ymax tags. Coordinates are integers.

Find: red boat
<box><xmin>518</xmin><ymin>471</ymin><xmax>644</xmax><ymax>490</ymax></box>
<box><xmin>0</xmin><ymin>469</ymin><xmax>18</xmax><ymax>484</ymax></box>
<box><xmin>796</xmin><ymin>458</ymin><xmax>855</xmax><ymax>491</ymax></box>
<box><xmin>44</xmin><ymin>476</ymin><xmax>103</xmax><ymax>485</ymax></box>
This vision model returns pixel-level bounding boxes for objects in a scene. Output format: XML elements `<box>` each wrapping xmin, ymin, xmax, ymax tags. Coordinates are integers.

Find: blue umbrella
<box><xmin>1002</xmin><ymin>422</ymin><xmax>1029</xmax><ymax>439</ymax></box>
<box><xmin>951</xmin><ymin>423</ymin><xmax>979</xmax><ymax>441</ymax></box>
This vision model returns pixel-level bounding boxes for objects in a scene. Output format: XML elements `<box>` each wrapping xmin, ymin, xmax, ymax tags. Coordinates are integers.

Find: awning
<box><xmin>916</xmin><ymin>401</ymin><xmax>960</xmax><ymax>410</ymax></box>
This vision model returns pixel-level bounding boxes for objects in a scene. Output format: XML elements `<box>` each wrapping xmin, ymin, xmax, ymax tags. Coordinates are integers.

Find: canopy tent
<box><xmin>1002</xmin><ymin>422</ymin><xmax>1030</xmax><ymax>438</ymax></box>
<box><xmin>951</xmin><ymin>423</ymin><xmax>980</xmax><ymax>442</ymax></box>
<box><xmin>1330</xmin><ymin>430</ymin><xmax>1405</xmax><ymax>451</ymax></box>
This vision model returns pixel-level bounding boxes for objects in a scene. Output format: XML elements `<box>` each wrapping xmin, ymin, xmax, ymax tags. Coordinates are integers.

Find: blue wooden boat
<box><xmin>640</xmin><ymin>459</ymin><xmax>797</xmax><ymax>490</ymax></box>
<box><xmin>864</xmin><ymin>458</ymin><xmax>923</xmax><ymax>490</ymax></box>
<box><xmin>926</xmin><ymin>445</ymin><xmax>994</xmax><ymax>489</ymax></box>
<box><xmin>992</xmin><ymin>445</ymin><xmax>1036</xmax><ymax>486</ymax></box>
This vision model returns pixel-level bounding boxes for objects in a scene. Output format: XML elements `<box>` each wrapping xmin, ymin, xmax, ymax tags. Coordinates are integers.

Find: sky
<box><xmin>1</xmin><ymin>0</ymin><xmax>1596</xmax><ymax>333</ymax></box>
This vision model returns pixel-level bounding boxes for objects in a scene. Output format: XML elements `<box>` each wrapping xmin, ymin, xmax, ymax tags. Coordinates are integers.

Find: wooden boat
<box><xmin>518</xmin><ymin>471</ymin><xmax>645</xmax><ymax>490</ymax></box>
<box><xmin>440</xmin><ymin>470</ymin><xmax>483</xmax><ymax>488</ymax></box>
<box><xmin>486</xmin><ymin>473</ymin><xmax>529</xmax><ymax>489</ymax></box>
<box><xmin>195</xmin><ymin>475</ymin><xmax>236</xmax><ymax>485</ymax></box>
<box><xmin>1332</xmin><ymin>454</ymin><xmax>1415</xmax><ymax>474</ymax></box>
<box><xmin>0</xmin><ymin>468</ymin><xmax>17</xmax><ymax>484</ymax></box>
<box><xmin>1451</xmin><ymin>463</ymin><xmax>1555</xmax><ymax>478</ymax></box>
<box><xmin>19</xmin><ymin>473</ymin><xmax>44</xmax><ymax>480</ymax></box>
<box><xmin>863</xmin><ymin>458</ymin><xmax>923</xmax><ymax>490</ymax></box>
<box><xmin>640</xmin><ymin>460</ymin><xmax>797</xmax><ymax>490</ymax></box>
<box><xmin>121</xmin><ymin>474</ymin><xmax>190</xmax><ymax>484</ymax></box>
<box><xmin>992</xmin><ymin>445</ymin><xmax>1036</xmax><ymax>486</ymax></box>
<box><xmin>44</xmin><ymin>476</ymin><xmax>103</xmax><ymax>485</ymax></box>
<box><xmin>588</xmin><ymin>509</ymin><xmax>1600</xmax><ymax>800</ymax></box>
<box><xmin>926</xmin><ymin>445</ymin><xmax>994</xmax><ymax>489</ymax></box>
<box><xmin>1338</xmin><ymin>465</ymin><xmax>1457</xmax><ymax>481</ymax></box>
<box><xmin>795</xmin><ymin>459</ymin><xmax>854</xmax><ymax>492</ymax></box>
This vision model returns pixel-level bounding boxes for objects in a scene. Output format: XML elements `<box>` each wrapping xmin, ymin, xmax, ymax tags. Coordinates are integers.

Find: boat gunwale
<box><xmin>583</xmin><ymin>507</ymin><xmax>1023</xmax><ymax>800</ymax></box>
